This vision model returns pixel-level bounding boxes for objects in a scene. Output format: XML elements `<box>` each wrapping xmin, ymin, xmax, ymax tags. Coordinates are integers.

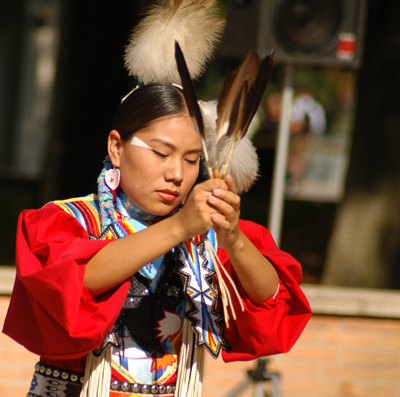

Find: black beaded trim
<box><xmin>110</xmin><ymin>380</ymin><xmax>175</xmax><ymax>395</ymax></box>
<box><xmin>34</xmin><ymin>362</ymin><xmax>84</xmax><ymax>384</ymax></box>
<box><xmin>32</xmin><ymin>362</ymin><xmax>175</xmax><ymax>395</ymax></box>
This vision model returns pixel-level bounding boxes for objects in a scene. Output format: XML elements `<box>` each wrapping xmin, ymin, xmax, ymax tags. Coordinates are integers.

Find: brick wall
<box><xmin>0</xmin><ymin>296</ymin><xmax>37</xmax><ymax>397</ymax></box>
<box><xmin>203</xmin><ymin>315</ymin><xmax>400</xmax><ymax>397</ymax></box>
<box><xmin>2</xmin><ymin>295</ymin><xmax>400</xmax><ymax>397</ymax></box>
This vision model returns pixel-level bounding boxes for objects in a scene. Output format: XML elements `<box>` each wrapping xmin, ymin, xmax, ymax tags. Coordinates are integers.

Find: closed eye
<box><xmin>186</xmin><ymin>158</ymin><xmax>200</xmax><ymax>165</ymax></box>
<box><xmin>152</xmin><ymin>150</ymin><xmax>168</xmax><ymax>158</ymax></box>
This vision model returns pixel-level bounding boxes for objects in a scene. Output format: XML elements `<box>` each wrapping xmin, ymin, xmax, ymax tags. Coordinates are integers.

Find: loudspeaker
<box><xmin>220</xmin><ymin>0</ymin><xmax>368</xmax><ymax>68</ymax></box>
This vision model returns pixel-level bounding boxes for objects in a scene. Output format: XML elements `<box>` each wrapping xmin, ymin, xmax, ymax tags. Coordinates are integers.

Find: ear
<box><xmin>108</xmin><ymin>130</ymin><xmax>123</xmax><ymax>167</ymax></box>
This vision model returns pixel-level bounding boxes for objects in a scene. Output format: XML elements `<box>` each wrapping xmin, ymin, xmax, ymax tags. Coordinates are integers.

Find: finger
<box><xmin>212</xmin><ymin>188</ymin><xmax>241</xmax><ymax>211</ymax></box>
<box><xmin>205</xmin><ymin>199</ymin><xmax>225</xmax><ymax>217</ymax></box>
<box><xmin>225</xmin><ymin>174</ymin><xmax>237</xmax><ymax>194</ymax></box>
<box><xmin>207</xmin><ymin>195</ymin><xmax>238</xmax><ymax>223</ymax></box>
<box><xmin>211</xmin><ymin>213</ymin><xmax>231</xmax><ymax>230</ymax></box>
<box><xmin>199</xmin><ymin>178</ymin><xmax>228</xmax><ymax>193</ymax></box>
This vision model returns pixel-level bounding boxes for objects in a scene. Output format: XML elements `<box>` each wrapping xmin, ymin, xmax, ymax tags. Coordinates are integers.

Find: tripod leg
<box><xmin>254</xmin><ymin>381</ymin><xmax>265</xmax><ymax>397</ymax></box>
<box><xmin>270</xmin><ymin>373</ymin><xmax>280</xmax><ymax>397</ymax></box>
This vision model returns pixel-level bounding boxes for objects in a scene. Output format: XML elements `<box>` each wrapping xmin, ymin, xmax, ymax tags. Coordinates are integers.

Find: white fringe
<box><xmin>175</xmin><ymin>318</ymin><xmax>204</xmax><ymax>397</ymax></box>
<box><xmin>203</xmin><ymin>238</ymin><xmax>244</xmax><ymax>328</ymax></box>
<box><xmin>80</xmin><ymin>347</ymin><xmax>112</xmax><ymax>397</ymax></box>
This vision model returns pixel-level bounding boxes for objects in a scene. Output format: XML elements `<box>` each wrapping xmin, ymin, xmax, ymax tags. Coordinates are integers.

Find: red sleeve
<box><xmin>2</xmin><ymin>204</ymin><xmax>130</xmax><ymax>360</ymax></box>
<box><xmin>219</xmin><ymin>220</ymin><xmax>312</xmax><ymax>362</ymax></box>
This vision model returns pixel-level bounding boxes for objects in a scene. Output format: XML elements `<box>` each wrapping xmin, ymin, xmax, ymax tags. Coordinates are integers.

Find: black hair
<box><xmin>111</xmin><ymin>83</ymin><xmax>188</xmax><ymax>141</ymax></box>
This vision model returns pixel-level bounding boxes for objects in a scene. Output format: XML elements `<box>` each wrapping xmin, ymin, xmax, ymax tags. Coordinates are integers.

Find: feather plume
<box><xmin>215</xmin><ymin>51</ymin><xmax>259</xmax><ymax>140</ymax></box>
<box><xmin>174</xmin><ymin>46</ymin><xmax>273</xmax><ymax>192</ymax></box>
<box><xmin>175</xmin><ymin>42</ymin><xmax>205</xmax><ymax>141</ymax></box>
<box><xmin>200</xmin><ymin>100</ymin><xmax>259</xmax><ymax>194</ymax></box>
<box><xmin>173</xmin><ymin>43</ymin><xmax>269</xmax><ymax>329</ymax></box>
<box><xmin>217</xmin><ymin>82</ymin><xmax>249</xmax><ymax>177</ymax></box>
<box><xmin>216</xmin><ymin>49</ymin><xmax>275</xmax><ymax>178</ymax></box>
<box><xmin>241</xmin><ymin>48</ymin><xmax>275</xmax><ymax>135</ymax></box>
<box><xmin>175</xmin><ymin>42</ymin><xmax>212</xmax><ymax>178</ymax></box>
<box><xmin>125</xmin><ymin>0</ymin><xmax>225</xmax><ymax>84</ymax></box>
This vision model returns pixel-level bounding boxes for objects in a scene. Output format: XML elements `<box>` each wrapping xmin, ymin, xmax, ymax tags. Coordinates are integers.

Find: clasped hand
<box><xmin>177</xmin><ymin>175</ymin><xmax>241</xmax><ymax>250</ymax></box>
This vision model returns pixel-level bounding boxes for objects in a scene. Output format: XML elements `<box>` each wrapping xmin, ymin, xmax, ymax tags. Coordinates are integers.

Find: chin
<box><xmin>146</xmin><ymin>203</ymin><xmax>178</xmax><ymax>217</ymax></box>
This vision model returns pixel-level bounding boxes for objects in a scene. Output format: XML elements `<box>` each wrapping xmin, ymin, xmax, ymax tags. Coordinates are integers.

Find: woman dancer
<box><xmin>4</xmin><ymin>2</ymin><xmax>311</xmax><ymax>396</ymax></box>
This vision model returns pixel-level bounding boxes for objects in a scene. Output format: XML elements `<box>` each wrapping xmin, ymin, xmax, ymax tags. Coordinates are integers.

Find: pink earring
<box><xmin>105</xmin><ymin>166</ymin><xmax>120</xmax><ymax>190</ymax></box>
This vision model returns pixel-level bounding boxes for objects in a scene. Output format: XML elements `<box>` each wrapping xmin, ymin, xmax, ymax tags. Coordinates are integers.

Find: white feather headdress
<box><xmin>125</xmin><ymin>0</ymin><xmax>224</xmax><ymax>84</ymax></box>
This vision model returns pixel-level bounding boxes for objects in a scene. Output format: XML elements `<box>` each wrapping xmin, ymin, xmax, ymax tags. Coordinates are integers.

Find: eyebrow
<box><xmin>149</xmin><ymin>138</ymin><xmax>202</xmax><ymax>154</ymax></box>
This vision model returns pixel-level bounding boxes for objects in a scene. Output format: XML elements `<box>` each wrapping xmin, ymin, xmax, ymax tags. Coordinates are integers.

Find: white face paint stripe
<box><xmin>130</xmin><ymin>136</ymin><xmax>153</xmax><ymax>149</ymax></box>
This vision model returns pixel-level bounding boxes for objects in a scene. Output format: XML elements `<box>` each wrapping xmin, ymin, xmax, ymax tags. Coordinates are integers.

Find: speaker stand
<box><xmin>268</xmin><ymin>64</ymin><xmax>294</xmax><ymax>247</ymax></box>
<box><xmin>225</xmin><ymin>358</ymin><xmax>281</xmax><ymax>397</ymax></box>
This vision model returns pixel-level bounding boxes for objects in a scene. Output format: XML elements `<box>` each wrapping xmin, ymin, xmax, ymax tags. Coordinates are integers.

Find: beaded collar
<box><xmin>115</xmin><ymin>189</ymin><xmax>159</xmax><ymax>223</ymax></box>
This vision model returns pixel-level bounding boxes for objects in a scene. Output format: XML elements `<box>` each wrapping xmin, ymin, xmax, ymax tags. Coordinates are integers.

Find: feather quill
<box><xmin>125</xmin><ymin>0</ymin><xmax>225</xmax><ymax>84</ymax></box>
<box><xmin>217</xmin><ymin>81</ymin><xmax>249</xmax><ymax>178</ymax></box>
<box><xmin>174</xmin><ymin>42</ymin><xmax>204</xmax><ymax>139</ymax></box>
<box><xmin>241</xmin><ymin>48</ymin><xmax>275</xmax><ymax>136</ymax></box>
<box><xmin>215</xmin><ymin>51</ymin><xmax>259</xmax><ymax>140</ymax></box>
<box><xmin>174</xmin><ymin>45</ymin><xmax>273</xmax><ymax>191</ymax></box>
<box><xmin>200</xmin><ymin>100</ymin><xmax>259</xmax><ymax>194</ymax></box>
<box><xmin>175</xmin><ymin>42</ymin><xmax>212</xmax><ymax>178</ymax></box>
<box><xmin>216</xmin><ymin>49</ymin><xmax>275</xmax><ymax>178</ymax></box>
<box><xmin>175</xmin><ymin>44</ymin><xmax>246</xmax><ymax>325</ymax></box>
<box><xmin>173</xmin><ymin>40</ymin><xmax>272</xmax><ymax>329</ymax></box>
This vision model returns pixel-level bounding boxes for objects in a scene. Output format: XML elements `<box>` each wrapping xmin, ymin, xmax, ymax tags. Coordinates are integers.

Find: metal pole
<box><xmin>268</xmin><ymin>64</ymin><xmax>294</xmax><ymax>247</ymax></box>
<box><xmin>254</xmin><ymin>382</ymin><xmax>265</xmax><ymax>397</ymax></box>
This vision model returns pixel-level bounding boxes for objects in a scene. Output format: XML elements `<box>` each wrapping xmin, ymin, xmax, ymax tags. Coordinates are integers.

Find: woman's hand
<box><xmin>175</xmin><ymin>178</ymin><xmax>230</xmax><ymax>240</ymax></box>
<box><xmin>175</xmin><ymin>175</ymin><xmax>242</xmax><ymax>246</ymax></box>
<box><xmin>207</xmin><ymin>175</ymin><xmax>241</xmax><ymax>250</ymax></box>
<box><xmin>201</xmin><ymin>175</ymin><xmax>279</xmax><ymax>304</ymax></box>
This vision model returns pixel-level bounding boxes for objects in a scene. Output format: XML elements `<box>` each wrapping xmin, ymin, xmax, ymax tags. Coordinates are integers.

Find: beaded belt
<box><xmin>27</xmin><ymin>363</ymin><xmax>83</xmax><ymax>397</ymax></box>
<box><xmin>27</xmin><ymin>362</ymin><xmax>175</xmax><ymax>396</ymax></box>
<box><xmin>110</xmin><ymin>381</ymin><xmax>175</xmax><ymax>395</ymax></box>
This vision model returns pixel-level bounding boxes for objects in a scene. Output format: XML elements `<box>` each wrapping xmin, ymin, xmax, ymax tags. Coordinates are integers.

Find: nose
<box><xmin>165</xmin><ymin>157</ymin><xmax>184</xmax><ymax>184</ymax></box>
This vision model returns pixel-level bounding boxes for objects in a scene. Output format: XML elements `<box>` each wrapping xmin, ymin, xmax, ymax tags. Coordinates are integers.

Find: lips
<box><xmin>156</xmin><ymin>189</ymin><xmax>179</xmax><ymax>202</ymax></box>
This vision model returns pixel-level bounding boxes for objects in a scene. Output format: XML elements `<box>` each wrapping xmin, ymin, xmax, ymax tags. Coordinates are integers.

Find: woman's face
<box><xmin>108</xmin><ymin>115</ymin><xmax>202</xmax><ymax>216</ymax></box>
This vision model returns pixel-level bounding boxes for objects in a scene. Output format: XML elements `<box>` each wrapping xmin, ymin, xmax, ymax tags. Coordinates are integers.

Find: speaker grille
<box><xmin>272</xmin><ymin>0</ymin><xmax>343</xmax><ymax>54</ymax></box>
